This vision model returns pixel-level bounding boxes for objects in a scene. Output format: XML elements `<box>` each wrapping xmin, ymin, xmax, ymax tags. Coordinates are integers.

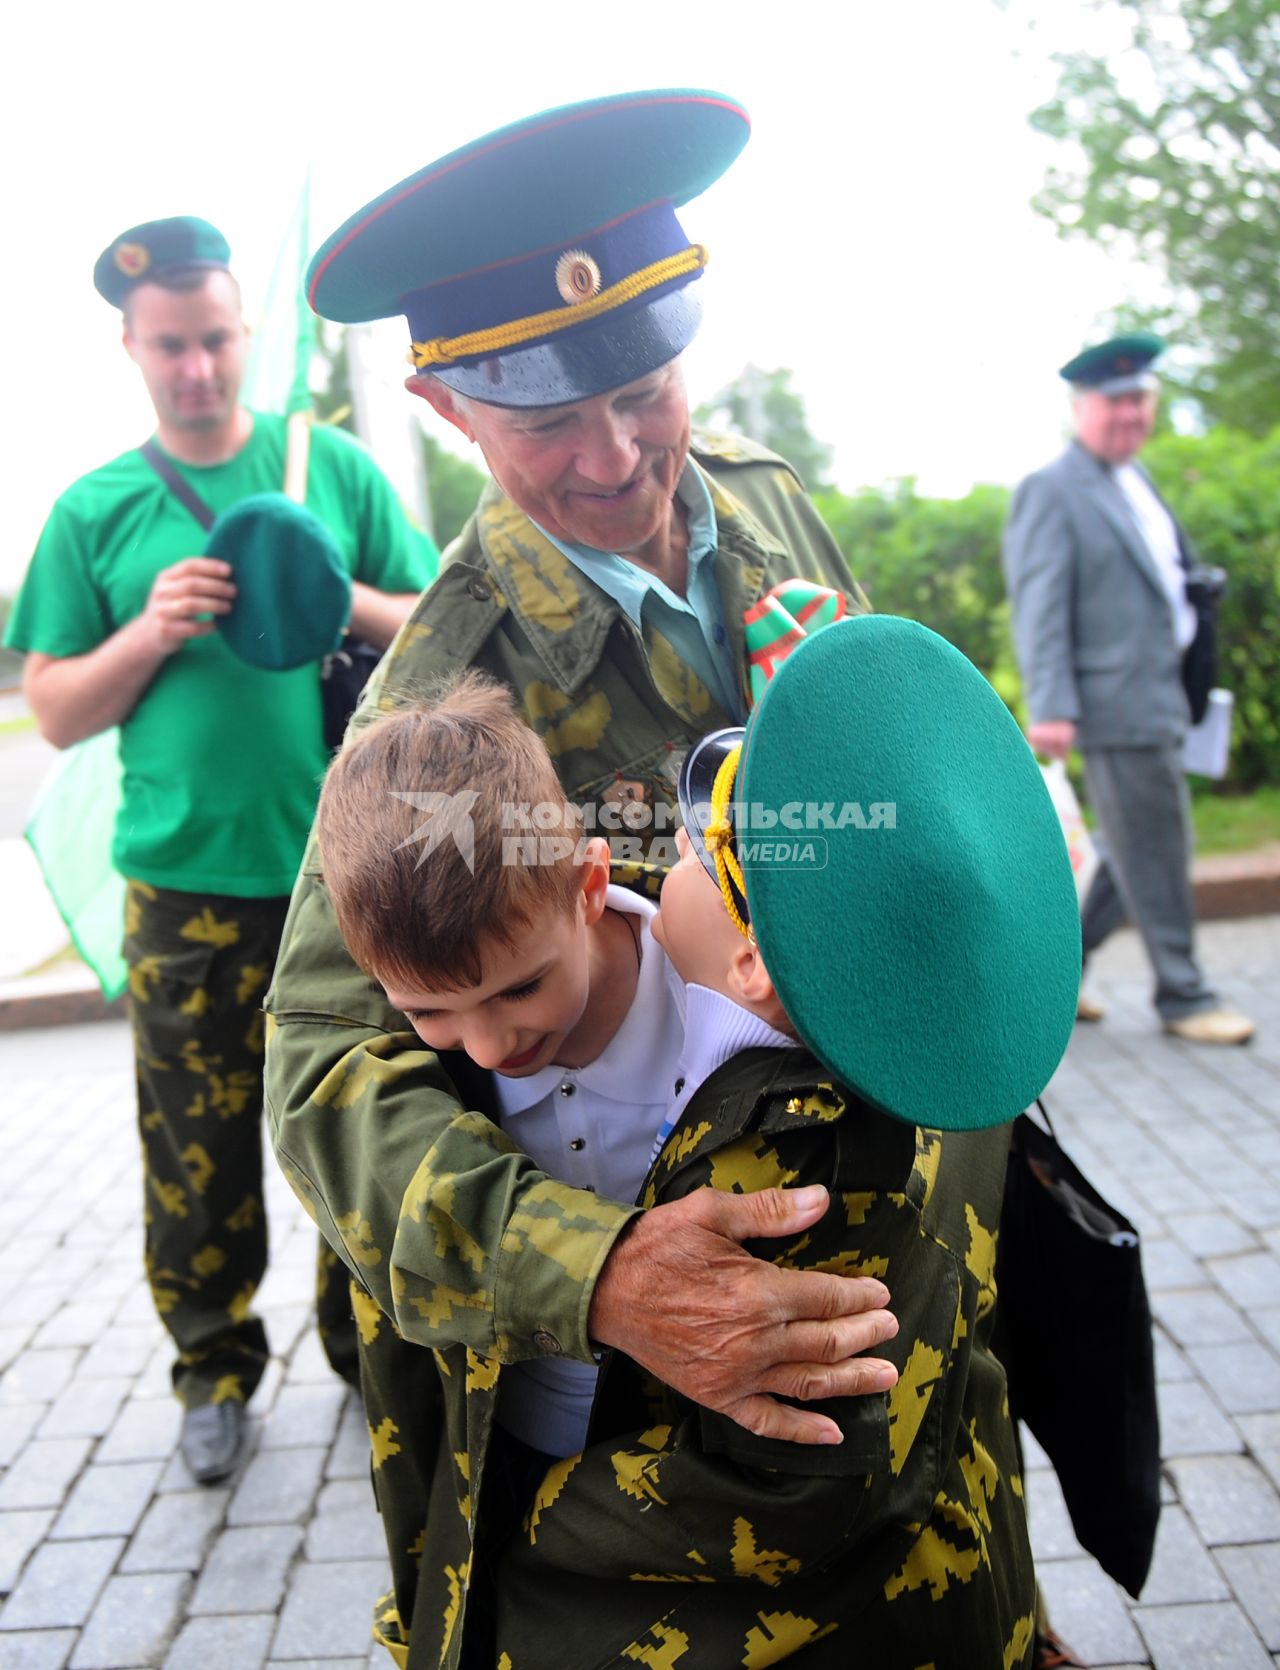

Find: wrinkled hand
<box><xmin>138</xmin><ymin>557</ymin><xmax>236</xmax><ymax>655</ymax></box>
<box><xmin>1028</xmin><ymin>719</ymin><xmax>1076</xmax><ymax>761</ymax></box>
<box><xmin>589</xmin><ymin>1185</ymin><xmax>900</xmax><ymax>1446</ymax></box>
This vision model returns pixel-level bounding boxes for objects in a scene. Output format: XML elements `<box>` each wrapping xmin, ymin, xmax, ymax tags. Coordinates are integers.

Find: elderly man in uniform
<box><xmin>6</xmin><ymin>217</ymin><xmax>437</xmax><ymax>1486</ymax></box>
<box><xmin>264</xmin><ymin>91</ymin><xmax>918</xmax><ymax>1665</ymax></box>
<box><xmin>1004</xmin><ymin>333</ymin><xmax>1254</xmax><ymax>1046</ymax></box>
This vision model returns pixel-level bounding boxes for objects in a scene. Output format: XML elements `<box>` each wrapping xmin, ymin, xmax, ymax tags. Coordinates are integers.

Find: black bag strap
<box><xmin>138</xmin><ymin>438</ymin><xmax>217</xmax><ymax>532</ymax></box>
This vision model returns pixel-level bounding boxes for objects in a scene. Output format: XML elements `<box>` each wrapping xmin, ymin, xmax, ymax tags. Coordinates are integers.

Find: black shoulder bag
<box><xmin>1181</xmin><ymin>561</ymin><xmax>1227</xmax><ymax>727</ymax></box>
<box><xmin>993</xmin><ymin>1101</ymin><xmax>1160</xmax><ymax>1598</ymax></box>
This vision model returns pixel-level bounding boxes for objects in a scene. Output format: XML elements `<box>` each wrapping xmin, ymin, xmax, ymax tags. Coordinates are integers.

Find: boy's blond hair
<box><xmin>315</xmin><ymin>672</ymin><xmax>582</xmax><ymax>990</ymax></box>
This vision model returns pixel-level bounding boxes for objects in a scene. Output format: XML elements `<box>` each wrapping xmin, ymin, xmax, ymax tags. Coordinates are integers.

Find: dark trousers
<box><xmin>125</xmin><ymin>880</ymin><xmax>357</xmax><ymax>1407</ymax></box>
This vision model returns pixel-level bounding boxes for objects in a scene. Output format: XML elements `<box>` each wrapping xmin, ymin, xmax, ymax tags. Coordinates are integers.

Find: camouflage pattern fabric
<box><xmin>264</xmin><ymin>435</ymin><xmax>870</xmax><ymax>1664</ymax></box>
<box><xmin>493</xmin><ymin>1049</ymin><xmax>1035</xmax><ymax>1670</ymax></box>
<box><xmin>127</xmin><ymin>880</ymin><xmax>356</xmax><ymax>1407</ymax></box>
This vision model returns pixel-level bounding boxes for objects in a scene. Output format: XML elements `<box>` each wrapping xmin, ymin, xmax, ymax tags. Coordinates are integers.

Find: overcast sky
<box><xmin>2</xmin><ymin>0</ymin><xmax>1141</xmax><ymax>593</ymax></box>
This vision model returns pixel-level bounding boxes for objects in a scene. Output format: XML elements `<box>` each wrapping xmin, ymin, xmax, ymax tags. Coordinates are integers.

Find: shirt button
<box><xmin>559</xmin><ymin>1082</ymin><xmax>576</xmax><ymax>1097</ymax></box>
<box><xmin>674</xmin><ymin>1077</ymin><xmax>685</xmax><ymax>1095</ymax></box>
<box><xmin>569</xmin><ymin>1138</ymin><xmax>585</xmax><ymax>1152</ymax></box>
<box><xmin>532</xmin><ymin>1329</ymin><xmax>562</xmax><ymax>1355</ymax></box>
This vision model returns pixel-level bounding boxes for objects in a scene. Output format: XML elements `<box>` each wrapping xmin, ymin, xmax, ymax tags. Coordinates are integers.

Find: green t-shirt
<box><xmin>6</xmin><ymin>415</ymin><xmax>437</xmax><ymax>895</ymax></box>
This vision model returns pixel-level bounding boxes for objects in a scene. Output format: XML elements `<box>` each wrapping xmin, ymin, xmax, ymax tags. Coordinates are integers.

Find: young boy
<box><xmin>312</xmin><ymin>671</ymin><xmax>900</xmax><ymax>1667</ymax></box>
<box><xmin>489</xmin><ymin>614</ymin><xmax>1082</xmax><ymax>1669</ymax></box>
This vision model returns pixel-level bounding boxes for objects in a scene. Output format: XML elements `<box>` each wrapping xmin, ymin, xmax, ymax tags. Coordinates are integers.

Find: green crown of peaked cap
<box><xmin>93</xmin><ymin>216</ymin><xmax>230</xmax><ymax>309</ymax></box>
<box><xmin>1059</xmin><ymin>330</ymin><xmax>1165</xmax><ymax>391</ymax></box>
<box><xmin>737</xmin><ymin>616</ymin><xmax>1080</xmax><ymax>1132</ymax></box>
<box><xmin>207</xmin><ymin>495</ymin><xmax>351</xmax><ymax>671</ymax></box>
<box><xmin>305</xmin><ymin>90</ymin><xmax>749</xmax><ymax>407</ymax></box>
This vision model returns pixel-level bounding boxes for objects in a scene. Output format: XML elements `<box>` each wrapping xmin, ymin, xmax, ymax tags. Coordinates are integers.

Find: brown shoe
<box><xmin>1033</xmin><ymin>1626</ymin><xmax>1087</xmax><ymax>1668</ymax></box>
<box><xmin>1075</xmin><ymin>993</ymin><xmax>1104</xmax><ymax>1023</ymax></box>
<box><xmin>1163</xmin><ymin>1008</ymin><xmax>1256</xmax><ymax>1046</ymax></box>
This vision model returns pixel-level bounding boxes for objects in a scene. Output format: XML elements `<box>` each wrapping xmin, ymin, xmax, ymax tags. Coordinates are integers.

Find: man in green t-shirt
<box><xmin>5</xmin><ymin>215</ymin><xmax>438</xmax><ymax>1486</ymax></box>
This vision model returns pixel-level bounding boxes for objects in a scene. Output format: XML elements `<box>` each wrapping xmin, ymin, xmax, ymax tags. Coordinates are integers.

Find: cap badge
<box><xmin>555</xmin><ymin>249</ymin><xmax>602</xmax><ymax>306</ymax></box>
<box><xmin>115</xmin><ymin>242</ymin><xmax>151</xmax><ymax>278</ymax></box>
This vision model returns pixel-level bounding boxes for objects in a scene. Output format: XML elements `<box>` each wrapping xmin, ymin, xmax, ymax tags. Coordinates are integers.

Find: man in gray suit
<box><xmin>1003</xmin><ymin>333</ymin><xmax>1254</xmax><ymax>1046</ymax></box>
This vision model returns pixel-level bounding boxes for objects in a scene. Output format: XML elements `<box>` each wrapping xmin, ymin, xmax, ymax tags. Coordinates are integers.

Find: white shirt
<box><xmin>650</xmin><ymin>984</ymin><xmax>796</xmax><ymax>1164</ymax></box>
<box><xmin>1114</xmin><ymin>464</ymin><xmax>1198</xmax><ymax>649</ymax></box>
<box><xmin>492</xmin><ymin>886</ymin><xmax>686</xmax><ymax>1457</ymax></box>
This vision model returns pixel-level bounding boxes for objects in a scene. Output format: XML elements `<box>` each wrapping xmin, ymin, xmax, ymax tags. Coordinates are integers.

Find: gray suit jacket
<box><xmin>1003</xmin><ymin>441</ymin><xmax>1191</xmax><ymax>749</ymax></box>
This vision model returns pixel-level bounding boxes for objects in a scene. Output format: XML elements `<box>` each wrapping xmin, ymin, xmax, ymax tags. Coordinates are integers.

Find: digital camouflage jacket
<box><xmin>492</xmin><ymin>1047</ymin><xmax>1036</xmax><ymax>1670</ymax></box>
<box><xmin>264</xmin><ymin>435</ymin><xmax>875</xmax><ymax>1664</ymax></box>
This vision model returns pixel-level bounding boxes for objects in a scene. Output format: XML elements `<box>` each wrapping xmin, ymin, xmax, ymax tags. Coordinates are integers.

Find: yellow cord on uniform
<box><xmin>409</xmin><ymin>245</ymin><xmax>709</xmax><ymax>368</ymax></box>
<box><xmin>704</xmin><ymin>745</ymin><xmax>752</xmax><ymax>940</ymax></box>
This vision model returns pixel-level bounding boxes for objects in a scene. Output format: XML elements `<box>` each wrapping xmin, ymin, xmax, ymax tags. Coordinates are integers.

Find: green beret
<box><xmin>94</xmin><ymin>216</ymin><xmax>231</xmax><ymax>308</ymax></box>
<box><xmin>682</xmin><ymin>616</ymin><xmax>1080</xmax><ymax>1132</ymax></box>
<box><xmin>1059</xmin><ymin>331</ymin><xmax>1165</xmax><ymax>394</ymax></box>
<box><xmin>306</xmin><ymin>89</ymin><xmax>749</xmax><ymax>408</ymax></box>
<box><xmin>206</xmin><ymin>494</ymin><xmax>351</xmax><ymax>671</ymax></box>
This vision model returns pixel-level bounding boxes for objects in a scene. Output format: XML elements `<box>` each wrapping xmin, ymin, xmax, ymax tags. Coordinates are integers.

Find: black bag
<box><xmin>1181</xmin><ymin>564</ymin><xmax>1226</xmax><ymax>727</ymax></box>
<box><xmin>993</xmin><ymin>1103</ymin><xmax>1160</xmax><ymax>1598</ymax></box>
<box><xmin>321</xmin><ymin>637</ymin><xmax>383</xmax><ymax>751</ymax></box>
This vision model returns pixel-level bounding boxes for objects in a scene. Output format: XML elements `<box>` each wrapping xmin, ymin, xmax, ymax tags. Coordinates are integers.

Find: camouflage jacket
<box><xmin>265</xmin><ymin>433</ymin><xmax>864</xmax><ymax>1368</ymax></box>
<box><xmin>358</xmin><ymin>1047</ymin><xmax>1034</xmax><ymax>1669</ymax></box>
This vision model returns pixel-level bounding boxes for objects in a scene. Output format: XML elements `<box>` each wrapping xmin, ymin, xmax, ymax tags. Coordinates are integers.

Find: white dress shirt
<box><xmin>1114</xmin><ymin>463</ymin><xmax>1198</xmax><ymax>649</ymax></box>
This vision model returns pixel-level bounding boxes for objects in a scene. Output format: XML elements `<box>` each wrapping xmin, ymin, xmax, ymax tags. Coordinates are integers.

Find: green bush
<box><xmin>816</xmin><ymin>429</ymin><xmax>1280</xmax><ymax>791</ymax></box>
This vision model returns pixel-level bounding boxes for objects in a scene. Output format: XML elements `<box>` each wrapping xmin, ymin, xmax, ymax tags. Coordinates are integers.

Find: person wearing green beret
<box><xmin>1002</xmin><ymin>333</ymin><xmax>1254</xmax><ymax>1046</ymax></box>
<box><xmin>259</xmin><ymin>88</ymin><xmax>1078</xmax><ymax>1668</ymax></box>
<box><xmin>478</xmin><ymin>611</ymin><xmax>1080</xmax><ymax>1668</ymax></box>
<box><xmin>4</xmin><ymin>213</ymin><xmax>438</xmax><ymax>1486</ymax></box>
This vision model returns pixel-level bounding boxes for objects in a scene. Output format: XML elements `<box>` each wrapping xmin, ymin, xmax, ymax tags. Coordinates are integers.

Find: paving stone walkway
<box><xmin>1</xmin><ymin>915</ymin><xmax>1278</xmax><ymax>1668</ymax></box>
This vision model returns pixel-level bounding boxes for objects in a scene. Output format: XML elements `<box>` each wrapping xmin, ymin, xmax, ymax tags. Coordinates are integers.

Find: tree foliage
<box><xmin>696</xmin><ymin>366</ymin><xmax>833</xmax><ymax>491</ymax></box>
<box><xmin>815</xmin><ymin>428</ymin><xmax>1280</xmax><ymax>789</ymax></box>
<box><xmin>1030</xmin><ymin>0</ymin><xmax>1280</xmax><ymax>433</ymax></box>
<box><xmin>421</xmin><ymin>435</ymin><xmax>486</xmax><ymax>552</ymax></box>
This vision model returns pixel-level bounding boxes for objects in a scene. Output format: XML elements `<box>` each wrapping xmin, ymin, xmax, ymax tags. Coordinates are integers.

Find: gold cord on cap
<box><xmin>703</xmin><ymin>745</ymin><xmax>752</xmax><ymax>941</ymax></box>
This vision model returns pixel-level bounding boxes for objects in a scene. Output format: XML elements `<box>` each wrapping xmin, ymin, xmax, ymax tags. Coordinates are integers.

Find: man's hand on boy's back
<box><xmin>588</xmin><ymin>1184</ymin><xmax>900</xmax><ymax>1445</ymax></box>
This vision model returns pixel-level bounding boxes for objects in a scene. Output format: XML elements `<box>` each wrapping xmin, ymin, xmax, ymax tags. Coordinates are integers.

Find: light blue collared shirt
<box><xmin>532</xmin><ymin>462</ymin><xmax>744</xmax><ymax>721</ymax></box>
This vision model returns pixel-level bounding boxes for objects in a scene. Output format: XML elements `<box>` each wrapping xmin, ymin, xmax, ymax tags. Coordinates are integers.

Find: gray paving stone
<box><xmin>0</xmin><ymin>1629</ymin><xmax>78</xmax><ymax>1669</ymax></box>
<box><xmin>189</xmin><ymin>1523</ymin><xmax>302</xmax><ymax>1615</ymax></box>
<box><xmin>1236</xmin><ymin>1412</ymin><xmax>1280</xmax><ymax>1454</ymax></box>
<box><xmin>50</xmin><ymin>1460</ymin><xmax>164</xmax><ymax>1540</ymax></box>
<box><xmin>1154</xmin><ymin>1327</ymin><xmax>1196</xmax><ymax>1383</ymax></box>
<box><xmin>0</xmin><ymin>1404</ymin><xmax>45</xmax><ymax>1469</ymax></box>
<box><xmin>1153</xmin><ymin>1288</ymin><xmax>1256</xmax><ymax>1349</ymax></box>
<box><xmin>227</xmin><ymin>1444</ymin><xmax>326</xmax><ymax>1527</ymax></box>
<box><xmin>1205</xmin><ymin>1250</ymin><xmax>1280</xmax><ymax>1309</ymax></box>
<box><xmin>0</xmin><ymin>1508</ymin><xmax>56</xmax><ymax>1592</ymax></box>
<box><xmin>1135</xmin><ymin>1599</ymin><xmax>1272</xmax><ymax>1668</ymax></box>
<box><xmin>284</xmin><ymin>1331</ymin><xmax>332</xmax><ymax>1385</ymax></box>
<box><xmin>1252</xmin><ymin>1308</ymin><xmax>1280</xmax><ymax>1355</ymax></box>
<box><xmin>0</xmin><ymin>1536</ymin><xmax>124</xmax><ymax>1629</ymax></box>
<box><xmin>271</xmin><ymin>1559</ymin><xmax>390</xmax><ymax>1660</ymax></box>
<box><xmin>1137</xmin><ymin>1505</ymin><xmax>1230</xmax><ymax>1606</ymax></box>
<box><xmin>266</xmin><ymin>1662</ymin><xmax>369</xmax><ymax>1669</ymax></box>
<box><xmin>1214</xmin><ymin>1544</ymin><xmax>1280</xmax><ymax>1651</ymax></box>
<box><xmin>164</xmin><ymin>1613</ymin><xmax>275</xmax><ymax>1670</ymax></box>
<box><xmin>258</xmin><ymin>1383</ymin><xmax>347</xmax><ymax>1451</ymax></box>
<box><xmin>0</xmin><ymin>1438</ymin><xmax>93</xmax><ymax>1511</ymax></box>
<box><xmin>326</xmin><ymin>1399</ymin><xmax>372</xmax><ymax>1482</ymax></box>
<box><xmin>1187</xmin><ymin>1342</ymin><xmax>1280</xmax><ymax>1416</ymax></box>
<box><xmin>1035</xmin><ymin>1555</ymin><xmax>1146</xmax><ymax>1666</ymax></box>
<box><xmin>121</xmin><ymin>1488</ymin><xmax>229</xmax><ymax>1575</ymax></box>
<box><xmin>77</xmin><ymin>1327</ymin><xmax>161</xmax><ymax>1382</ymax></box>
<box><xmin>0</xmin><ymin>1325</ymin><xmax>38</xmax><ymax>1374</ymax></box>
<box><xmin>96</xmin><ymin>1397</ymin><xmax>180</xmax><ymax>1464</ymax></box>
<box><xmin>1143</xmin><ymin>1236</ymin><xmax>1208</xmax><ymax>1291</ymax></box>
<box><xmin>1158</xmin><ymin>1378</ymin><xmax>1246</xmax><ymax>1457</ymax></box>
<box><xmin>305</xmin><ymin>1479</ymin><xmax>386</xmax><ymax>1562</ymax></box>
<box><xmin>38</xmin><ymin>1377</ymin><xmax>131</xmax><ymax>1441</ymax></box>
<box><xmin>0</xmin><ymin>1351</ymin><xmax>81</xmax><ymax>1408</ymax></box>
<box><xmin>31</xmin><ymin>1305</ymin><xmax>113</xmax><ymax>1352</ymax></box>
<box><xmin>1167</xmin><ymin>1455</ymin><xmax>1280</xmax><ymax>1545</ymax></box>
<box><xmin>1026</xmin><ymin>1467</ymin><xmax>1085</xmax><ymax>1561</ymax></box>
<box><xmin>70</xmin><ymin>1570</ymin><xmax>192</xmax><ymax>1670</ymax></box>
<box><xmin>257</xmin><ymin>1304</ymin><xmax>310</xmax><ymax>1360</ymax></box>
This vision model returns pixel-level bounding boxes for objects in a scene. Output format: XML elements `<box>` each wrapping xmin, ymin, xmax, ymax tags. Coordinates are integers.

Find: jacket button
<box><xmin>532</xmin><ymin>1329</ymin><xmax>562</xmax><ymax>1355</ymax></box>
<box><xmin>569</xmin><ymin>1138</ymin><xmax>585</xmax><ymax>1151</ymax></box>
<box><xmin>467</xmin><ymin>576</ymin><xmax>490</xmax><ymax>601</ymax></box>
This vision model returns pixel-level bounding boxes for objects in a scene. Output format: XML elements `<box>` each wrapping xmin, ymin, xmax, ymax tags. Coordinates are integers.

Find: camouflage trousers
<box><xmin>125</xmin><ymin>881</ymin><xmax>358</xmax><ymax>1409</ymax></box>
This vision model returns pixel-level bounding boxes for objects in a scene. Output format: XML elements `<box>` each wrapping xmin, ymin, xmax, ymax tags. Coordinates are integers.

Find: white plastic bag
<box><xmin>1183</xmin><ymin>688</ymin><xmax>1234</xmax><ymax>780</ymax></box>
<box><xmin>1040</xmin><ymin>759</ymin><xmax>1098</xmax><ymax>903</ymax></box>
